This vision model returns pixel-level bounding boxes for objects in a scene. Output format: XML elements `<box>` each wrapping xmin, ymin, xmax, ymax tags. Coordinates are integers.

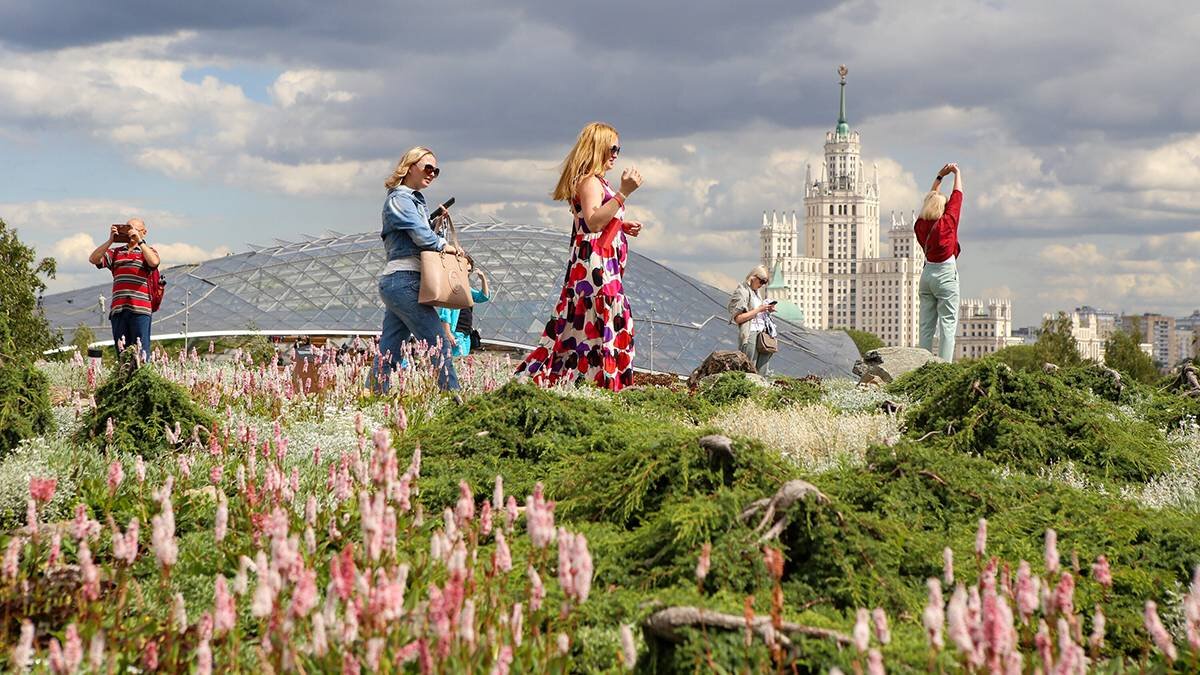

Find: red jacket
<box><xmin>915</xmin><ymin>189</ymin><xmax>962</xmax><ymax>263</ymax></box>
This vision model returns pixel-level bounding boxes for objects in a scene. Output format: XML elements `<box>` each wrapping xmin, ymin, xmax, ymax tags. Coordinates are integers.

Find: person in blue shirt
<box><xmin>371</xmin><ymin>146</ymin><xmax>465</xmax><ymax>393</ymax></box>
<box><xmin>436</xmin><ymin>256</ymin><xmax>491</xmax><ymax>357</ymax></box>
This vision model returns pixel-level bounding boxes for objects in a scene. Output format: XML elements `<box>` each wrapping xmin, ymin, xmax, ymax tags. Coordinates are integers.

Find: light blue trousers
<box><xmin>918</xmin><ymin>259</ymin><xmax>960</xmax><ymax>361</ymax></box>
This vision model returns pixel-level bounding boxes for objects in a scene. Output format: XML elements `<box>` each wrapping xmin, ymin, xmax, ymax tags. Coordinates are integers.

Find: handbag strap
<box><xmin>434</xmin><ymin>211</ymin><xmax>463</xmax><ymax>254</ymax></box>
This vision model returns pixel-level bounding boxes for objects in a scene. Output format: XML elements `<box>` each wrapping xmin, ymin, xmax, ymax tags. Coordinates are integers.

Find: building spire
<box><xmin>835</xmin><ymin>64</ymin><xmax>850</xmax><ymax>138</ymax></box>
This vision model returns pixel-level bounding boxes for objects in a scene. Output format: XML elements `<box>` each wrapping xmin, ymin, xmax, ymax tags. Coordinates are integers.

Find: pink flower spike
<box><xmin>872</xmin><ymin>607</ymin><xmax>891</xmax><ymax>645</ymax></box>
<box><xmin>853</xmin><ymin>608</ymin><xmax>871</xmax><ymax>653</ymax></box>
<box><xmin>105</xmin><ymin>417</ymin><xmax>115</xmax><ymax>441</ymax></box>
<box><xmin>1089</xmin><ymin>605</ymin><xmax>1106</xmax><ymax>651</ymax></box>
<box><xmin>696</xmin><ymin>542</ymin><xmax>712</xmax><ymax>584</ymax></box>
<box><xmin>528</xmin><ymin>564</ymin><xmax>545</xmax><ymax>612</ymax></box>
<box><xmin>494</xmin><ymin>530</ymin><xmax>513</xmax><ymax>574</ymax></box>
<box><xmin>30</xmin><ymin>476</ymin><xmax>58</xmax><ymax>504</ymax></box>
<box><xmin>1092</xmin><ymin>555</ymin><xmax>1112</xmax><ymax>589</ymax></box>
<box><xmin>867</xmin><ymin>648</ymin><xmax>884</xmax><ymax>675</ymax></box>
<box><xmin>455</xmin><ymin>480</ymin><xmax>476</xmax><ymax>526</ymax></box>
<box><xmin>619</xmin><ymin>624</ymin><xmax>637</xmax><ymax>670</ymax></box>
<box><xmin>975</xmin><ymin>518</ymin><xmax>988</xmax><ymax>558</ymax></box>
<box><xmin>1044</xmin><ymin>529</ymin><xmax>1059</xmax><ymax>574</ymax></box>
<box><xmin>1145</xmin><ymin>600</ymin><xmax>1177</xmax><ymax>662</ymax></box>
<box><xmin>943</xmin><ymin>546</ymin><xmax>954</xmax><ymax>587</ymax></box>
<box><xmin>1015</xmin><ymin>560</ymin><xmax>1039</xmax><ymax>623</ymax></box>
<box><xmin>923</xmin><ymin>578</ymin><xmax>945</xmax><ymax>650</ymax></box>
<box><xmin>493</xmin><ymin>475</ymin><xmax>504</xmax><ymax>511</ymax></box>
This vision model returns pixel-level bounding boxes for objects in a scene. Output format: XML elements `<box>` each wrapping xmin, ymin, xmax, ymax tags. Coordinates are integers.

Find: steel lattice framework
<box><xmin>41</xmin><ymin>217</ymin><xmax>859</xmax><ymax>377</ymax></box>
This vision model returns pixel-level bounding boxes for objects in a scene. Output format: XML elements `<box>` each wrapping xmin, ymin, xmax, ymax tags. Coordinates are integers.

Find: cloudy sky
<box><xmin>2</xmin><ymin>0</ymin><xmax>1198</xmax><ymax>327</ymax></box>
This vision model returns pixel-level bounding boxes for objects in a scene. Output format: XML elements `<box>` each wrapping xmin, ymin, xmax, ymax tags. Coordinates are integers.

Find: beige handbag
<box><xmin>418</xmin><ymin>213</ymin><xmax>474</xmax><ymax>309</ymax></box>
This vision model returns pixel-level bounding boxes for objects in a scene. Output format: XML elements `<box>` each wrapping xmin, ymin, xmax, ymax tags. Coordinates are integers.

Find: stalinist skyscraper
<box><xmin>760</xmin><ymin>65</ymin><xmax>923</xmax><ymax>347</ymax></box>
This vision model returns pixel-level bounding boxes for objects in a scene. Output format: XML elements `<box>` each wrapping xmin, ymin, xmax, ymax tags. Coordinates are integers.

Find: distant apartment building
<box><xmin>1122</xmin><ymin>313</ymin><xmax>1177</xmax><ymax>366</ymax></box>
<box><xmin>1175</xmin><ymin>310</ymin><xmax>1200</xmax><ymax>361</ymax></box>
<box><xmin>956</xmin><ymin>298</ymin><xmax>1021</xmax><ymax>360</ymax></box>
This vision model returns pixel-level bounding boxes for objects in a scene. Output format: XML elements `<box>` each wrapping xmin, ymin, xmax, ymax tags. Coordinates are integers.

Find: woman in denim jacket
<box><xmin>372</xmin><ymin>146</ymin><xmax>464</xmax><ymax>392</ymax></box>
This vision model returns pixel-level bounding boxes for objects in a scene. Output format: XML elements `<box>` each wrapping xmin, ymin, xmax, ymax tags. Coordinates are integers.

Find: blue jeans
<box><xmin>373</xmin><ymin>271</ymin><xmax>459</xmax><ymax>392</ymax></box>
<box><xmin>919</xmin><ymin>259</ymin><xmax>960</xmax><ymax>361</ymax></box>
<box><xmin>110</xmin><ymin>310</ymin><xmax>152</xmax><ymax>360</ymax></box>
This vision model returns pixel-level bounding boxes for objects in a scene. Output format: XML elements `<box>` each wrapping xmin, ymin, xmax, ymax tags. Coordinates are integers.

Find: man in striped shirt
<box><xmin>88</xmin><ymin>218</ymin><xmax>161</xmax><ymax>359</ymax></box>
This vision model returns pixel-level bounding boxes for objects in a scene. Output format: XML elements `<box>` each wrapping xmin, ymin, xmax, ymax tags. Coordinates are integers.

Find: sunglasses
<box><xmin>420</xmin><ymin>163</ymin><xmax>441</xmax><ymax>178</ymax></box>
<box><xmin>609</xmin><ymin>145</ymin><xmax>621</xmax><ymax>157</ymax></box>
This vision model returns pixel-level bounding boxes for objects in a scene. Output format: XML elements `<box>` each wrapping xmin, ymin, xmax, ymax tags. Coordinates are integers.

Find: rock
<box><xmin>852</xmin><ymin>346</ymin><xmax>943</xmax><ymax>384</ymax></box>
<box><xmin>698</xmin><ymin>434</ymin><xmax>734</xmax><ymax>462</ymax></box>
<box><xmin>689</xmin><ymin>350</ymin><xmax>756</xmax><ymax>386</ymax></box>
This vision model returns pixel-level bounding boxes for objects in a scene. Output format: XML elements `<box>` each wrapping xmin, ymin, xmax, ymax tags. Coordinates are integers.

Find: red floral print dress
<box><xmin>516</xmin><ymin>177</ymin><xmax>635</xmax><ymax>391</ymax></box>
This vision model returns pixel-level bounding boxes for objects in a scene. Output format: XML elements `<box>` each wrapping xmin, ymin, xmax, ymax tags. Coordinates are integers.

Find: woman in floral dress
<box><xmin>516</xmin><ymin>122</ymin><xmax>644</xmax><ymax>391</ymax></box>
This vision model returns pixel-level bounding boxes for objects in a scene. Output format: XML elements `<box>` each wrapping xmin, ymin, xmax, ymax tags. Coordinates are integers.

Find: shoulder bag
<box><xmin>756</xmin><ymin>312</ymin><xmax>779</xmax><ymax>354</ymax></box>
<box><xmin>418</xmin><ymin>213</ymin><xmax>474</xmax><ymax>309</ymax></box>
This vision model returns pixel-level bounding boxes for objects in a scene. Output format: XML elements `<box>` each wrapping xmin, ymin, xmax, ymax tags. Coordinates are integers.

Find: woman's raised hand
<box><xmin>619</xmin><ymin>167</ymin><xmax>643</xmax><ymax>197</ymax></box>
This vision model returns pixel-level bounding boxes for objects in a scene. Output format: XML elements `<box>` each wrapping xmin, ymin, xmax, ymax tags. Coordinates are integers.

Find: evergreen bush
<box><xmin>903</xmin><ymin>360</ymin><xmax>1173</xmax><ymax>482</ymax></box>
<box><xmin>75</xmin><ymin>354</ymin><xmax>215</xmax><ymax>455</ymax></box>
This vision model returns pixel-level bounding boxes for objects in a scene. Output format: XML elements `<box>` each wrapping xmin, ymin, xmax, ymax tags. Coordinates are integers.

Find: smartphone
<box><xmin>429</xmin><ymin>197</ymin><xmax>455</xmax><ymax>220</ymax></box>
<box><xmin>112</xmin><ymin>223</ymin><xmax>132</xmax><ymax>243</ymax></box>
<box><xmin>768</xmin><ymin>300</ymin><xmax>779</xmax><ymax>306</ymax></box>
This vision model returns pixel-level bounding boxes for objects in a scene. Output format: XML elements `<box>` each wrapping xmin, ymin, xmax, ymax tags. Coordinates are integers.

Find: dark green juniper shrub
<box><xmin>885</xmin><ymin>360</ymin><xmax>962</xmax><ymax>401</ymax></box>
<box><xmin>903</xmin><ymin>360</ymin><xmax>1172</xmax><ymax>482</ymax></box>
<box><xmin>75</xmin><ymin>354</ymin><xmax>215</xmax><ymax>456</ymax></box>
<box><xmin>1053</xmin><ymin>362</ymin><xmax>1130</xmax><ymax>403</ymax></box>
<box><xmin>696</xmin><ymin>371</ymin><xmax>760</xmax><ymax>407</ymax></box>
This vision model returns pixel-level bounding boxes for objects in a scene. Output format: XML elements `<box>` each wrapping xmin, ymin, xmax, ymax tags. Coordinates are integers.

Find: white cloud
<box><xmin>1038</xmin><ymin>242</ymin><xmax>1105</xmax><ymax>268</ymax></box>
<box><xmin>0</xmin><ymin>199</ymin><xmax>189</xmax><ymax>232</ymax></box>
<box><xmin>151</xmin><ymin>241</ymin><xmax>232</xmax><ymax>263</ymax></box>
<box><xmin>51</xmin><ymin>232</ymin><xmax>100</xmax><ymax>265</ymax></box>
<box><xmin>230</xmin><ymin>156</ymin><xmax>390</xmax><ymax>197</ymax></box>
<box><xmin>270</xmin><ymin>69</ymin><xmax>356</xmax><ymax>108</ymax></box>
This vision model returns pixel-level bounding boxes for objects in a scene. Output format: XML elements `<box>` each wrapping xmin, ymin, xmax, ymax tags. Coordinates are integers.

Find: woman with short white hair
<box><xmin>727</xmin><ymin>264</ymin><xmax>777</xmax><ymax>374</ymax></box>
<box><xmin>915</xmin><ymin>163</ymin><xmax>963</xmax><ymax>361</ymax></box>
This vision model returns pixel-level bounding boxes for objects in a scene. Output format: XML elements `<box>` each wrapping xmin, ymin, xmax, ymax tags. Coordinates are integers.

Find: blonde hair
<box><xmin>552</xmin><ymin>122</ymin><xmax>619</xmax><ymax>202</ymax></box>
<box><xmin>919</xmin><ymin>191</ymin><xmax>948</xmax><ymax>221</ymax></box>
<box><xmin>385</xmin><ymin>146</ymin><xmax>435</xmax><ymax>191</ymax></box>
<box><xmin>746</xmin><ymin>264</ymin><xmax>770</xmax><ymax>285</ymax></box>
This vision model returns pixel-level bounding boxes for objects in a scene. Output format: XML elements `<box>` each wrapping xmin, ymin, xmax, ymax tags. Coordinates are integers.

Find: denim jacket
<box><xmin>381</xmin><ymin>186</ymin><xmax>447</xmax><ymax>261</ymax></box>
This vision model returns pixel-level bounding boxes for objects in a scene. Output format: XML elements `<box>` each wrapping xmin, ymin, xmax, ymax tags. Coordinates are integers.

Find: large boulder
<box><xmin>852</xmin><ymin>346</ymin><xmax>943</xmax><ymax>384</ymax></box>
<box><xmin>690</xmin><ymin>350</ymin><xmax>756</xmax><ymax>386</ymax></box>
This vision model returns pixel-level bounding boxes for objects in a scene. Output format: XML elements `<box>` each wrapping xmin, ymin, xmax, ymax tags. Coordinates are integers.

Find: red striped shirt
<box><xmin>98</xmin><ymin>245</ymin><xmax>155</xmax><ymax>317</ymax></box>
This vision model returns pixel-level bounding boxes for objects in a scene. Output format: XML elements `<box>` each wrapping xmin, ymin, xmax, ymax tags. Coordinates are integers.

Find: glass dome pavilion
<box><xmin>41</xmin><ymin>218</ymin><xmax>859</xmax><ymax>378</ymax></box>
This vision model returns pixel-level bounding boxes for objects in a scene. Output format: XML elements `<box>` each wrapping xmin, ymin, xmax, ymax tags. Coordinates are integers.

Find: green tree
<box><xmin>1105</xmin><ymin>325</ymin><xmax>1159</xmax><ymax>385</ymax></box>
<box><xmin>991</xmin><ymin>344</ymin><xmax>1043</xmax><ymax>372</ymax></box>
<box><xmin>843</xmin><ymin>328</ymin><xmax>885</xmax><ymax>358</ymax></box>
<box><xmin>1034</xmin><ymin>312</ymin><xmax>1083</xmax><ymax>367</ymax></box>
<box><xmin>0</xmin><ymin>218</ymin><xmax>57</xmax><ymax>452</ymax></box>
<box><xmin>71</xmin><ymin>323</ymin><xmax>97</xmax><ymax>354</ymax></box>
<box><xmin>0</xmin><ymin>217</ymin><xmax>59</xmax><ymax>360</ymax></box>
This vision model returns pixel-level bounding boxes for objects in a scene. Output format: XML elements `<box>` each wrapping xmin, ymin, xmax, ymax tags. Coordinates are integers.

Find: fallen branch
<box><xmin>644</xmin><ymin>606</ymin><xmax>852</xmax><ymax>648</ymax></box>
<box><xmin>740</xmin><ymin>480</ymin><xmax>829</xmax><ymax>542</ymax></box>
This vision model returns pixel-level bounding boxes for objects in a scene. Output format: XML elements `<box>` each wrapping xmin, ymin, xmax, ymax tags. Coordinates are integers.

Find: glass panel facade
<box><xmin>41</xmin><ymin>218</ymin><xmax>859</xmax><ymax>377</ymax></box>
